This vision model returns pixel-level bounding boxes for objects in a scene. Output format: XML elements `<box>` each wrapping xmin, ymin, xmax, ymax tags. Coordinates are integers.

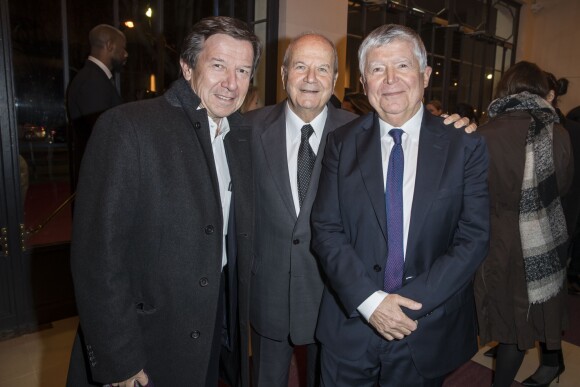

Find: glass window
<box><xmin>9</xmin><ymin>0</ymin><xmax>275</xmax><ymax>248</ymax></box>
<box><xmin>346</xmin><ymin>0</ymin><xmax>520</xmax><ymax>118</ymax></box>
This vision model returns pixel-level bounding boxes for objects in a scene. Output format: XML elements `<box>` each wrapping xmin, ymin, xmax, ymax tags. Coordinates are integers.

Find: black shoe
<box><xmin>484</xmin><ymin>345</ymin><xmax>498</xmax><ymax>358</ymax></box>
<box><xmin>521</xmin><ymin>364</ymin><xmax>565</xmax><ymax>387</ymax></box>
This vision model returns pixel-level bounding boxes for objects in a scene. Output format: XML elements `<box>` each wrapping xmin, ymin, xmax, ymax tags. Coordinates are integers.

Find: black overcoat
<box><xmin>67</xmin><ymin>78</ymin><xmax>253</xmax><ymax>386</ymax></box>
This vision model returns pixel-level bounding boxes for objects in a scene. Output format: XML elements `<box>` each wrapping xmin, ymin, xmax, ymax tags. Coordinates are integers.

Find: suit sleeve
<box><xmin>311</xmin><ymin>131</ymin><xmax>380</xmax><ymax>315</ymax></box>
<box><xmin>397</xmin><ymin>134</ymin><xmax>490</xmax><ymax>320</ymax></box>
<box><xmin>70</xmin><ymin>109</ymin><xmax>146</xmax><ymax>383</ymax></box>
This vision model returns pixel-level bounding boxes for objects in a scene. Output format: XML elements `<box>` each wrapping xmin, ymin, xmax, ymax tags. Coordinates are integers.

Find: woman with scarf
<box><xmin>474</xmin><ymin>61</ymin><xmax>573</xmax><ymax>387</ymax></box>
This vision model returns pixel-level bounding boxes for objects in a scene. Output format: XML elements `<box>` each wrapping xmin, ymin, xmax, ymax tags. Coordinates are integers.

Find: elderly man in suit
<box><xmin>66</xmin><ymin>16</ymin><xmax>261</xmax><ymax>387</ymax></box>
<box><xmin>67</xmin><ymin>24</ymin><xmax>127</xmax><ymax>190</ymax></box>
<box><xmin>311</xmin><ymin>24</ymin><xmax>489</xmax><ymax>386</ymax></box>
<box><xmin>244</xmin><ymin>33</ymin><xmax>357</xmax><ymax>387</ymax></box>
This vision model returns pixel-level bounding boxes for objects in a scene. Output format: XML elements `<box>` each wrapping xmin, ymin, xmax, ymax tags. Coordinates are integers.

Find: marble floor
<box><xmin>0</xmin><ymin>316</ymin><xmax>578</xmax><ymax>387</ymax></box>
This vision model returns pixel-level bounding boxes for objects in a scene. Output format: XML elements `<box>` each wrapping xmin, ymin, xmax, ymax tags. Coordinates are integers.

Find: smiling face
<box><xmin>361</xmin><ymin>39</ymin><xmax>431</xmax><ymax>127</ymax></box>
<box><xmin>180</xmin><ymin>33</ymin><xmax>254</xmax><ymax>122</ymax></box>
<box><xmin>282</xmin><ymin>35</ymin><xmax>337</xmax><ymax>123</ymax></box>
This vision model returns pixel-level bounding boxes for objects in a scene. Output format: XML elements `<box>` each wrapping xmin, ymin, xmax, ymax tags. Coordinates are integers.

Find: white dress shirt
<box><xmin>358</xmin><ymin>106</ymin><xmax>423</xmax><ymax>320</ymax></box>
<box><xmin>87</xmin><ymin>56</ymin><xmax>113</xmax><ymax>80</ymax></box>
<box><xmin>207</xmin><ymin>116</ymin><xmax>232</xmax><ymax>271</ymax></box>
<box><xmin>285</xmin><ymin>103</ymin><xmax>328</xmax><ymax>216</ymax></box>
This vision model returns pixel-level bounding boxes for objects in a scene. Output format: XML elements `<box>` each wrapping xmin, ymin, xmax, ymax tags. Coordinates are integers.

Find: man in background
<box><xmin>67</xmin><ymin>24</ymin><xmax>127</xmax><ymax>190</ymax></box>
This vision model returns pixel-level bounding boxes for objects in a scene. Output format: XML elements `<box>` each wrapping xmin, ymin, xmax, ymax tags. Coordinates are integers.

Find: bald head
<box><xmin>88</xmin><ymin>24</ymin><xmax>128</xmax><ymax>72</ymax></box>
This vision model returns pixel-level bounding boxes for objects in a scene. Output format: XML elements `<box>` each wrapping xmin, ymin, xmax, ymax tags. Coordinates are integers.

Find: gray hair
<box><xmin>282</xmin><ymin>32</ymin><xmax>339</xmax><ymax>79</ymax></box>
<box><xmin>358</xmin><ymin>24</ymin><xmax>427</xmax><ymax>77</ymax></box>
<box><xmin>180</xmin><ymin>16</ymin><xmax>262</xmax><ymax>78</ymax></box>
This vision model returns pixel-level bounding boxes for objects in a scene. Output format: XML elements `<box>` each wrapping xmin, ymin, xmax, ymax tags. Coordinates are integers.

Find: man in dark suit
<box><xmin>66</xmin><ymin>16</ymin><xmax>261</xmax><ymax>387</ymax></box>
<box><xmin>311</xmin><ymin>24</ymin><xmax>490</xmax><ymax>386</ymax></box>
<box><xmin>244</xmin><ymin>33</ymin><xmax>357</xmax><ymax>387</ymax></box>
<box><xmin>67</xmin><ymin>24</ymin><xmax>127</xmax><ymax>190</ymax></box>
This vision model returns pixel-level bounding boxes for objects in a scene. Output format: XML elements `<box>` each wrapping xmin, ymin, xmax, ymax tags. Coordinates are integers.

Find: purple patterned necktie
<box><xmin>384</xmin><ymin>128</ymin><xmax>404</xmax><ymax>292</ymax></box>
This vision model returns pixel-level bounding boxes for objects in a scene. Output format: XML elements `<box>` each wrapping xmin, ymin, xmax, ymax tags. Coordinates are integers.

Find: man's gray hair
<box><xmin>358</xmin><ymin>24</ymin><xmax>427</xmax><ymax>77</ymax></box>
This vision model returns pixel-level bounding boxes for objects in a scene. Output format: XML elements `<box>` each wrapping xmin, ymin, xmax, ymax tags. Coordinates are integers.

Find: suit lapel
<box><xmin>407</xmin><ymin>112</ymin><xmax>449</xmax><ymax>263</ymax></box>
<box><xmin>357</xmin><ymin>114</ymin><xmax>387</xmax><ymax>241</ymax></box>
<box><xmin>260</xmin><ymin>103</ymin><xmax>297</xmax><ymax>220</ymax></box>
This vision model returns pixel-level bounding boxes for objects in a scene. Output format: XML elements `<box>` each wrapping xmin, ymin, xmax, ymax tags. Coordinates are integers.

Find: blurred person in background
<box><xmin>240</xmin><ymin>84</ymin><xmax>262</xmax><ymax>113</ymax></box>
<box><xmin>425</xmin><ymin>99</ymin><xmax>443</xmax><ymax>116</ymax></box>
<box><xmin>474</xmin><ymin>61</ymin><xmax>573</xmax><ymax>387</ymax></box>
<box><xmin>67</xmin><ymin>24</ymin><xmax>127</xmax><ymax>191</ymax></box>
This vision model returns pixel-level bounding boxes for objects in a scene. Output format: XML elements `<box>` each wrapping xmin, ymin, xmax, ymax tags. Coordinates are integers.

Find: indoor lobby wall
<box><xmin>276</xmin><ymin>0</ymin><xmax>349</xmax><ymax>102</ymax></box>
<box><xmin>517</xmin><ymin>0</ymin><xmax>580</xmax><ymax>115</ymax></box>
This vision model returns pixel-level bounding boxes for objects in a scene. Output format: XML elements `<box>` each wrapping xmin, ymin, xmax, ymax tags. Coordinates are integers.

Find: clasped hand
<box><xmin>111</xmin><ymin>369</ymin><xmax>149</xmax><ymax>387</ymax></box>
<box><xmin>368</xmin><ymin>294</ymin><xmax>422</xmax><ymax>341</ymax></box>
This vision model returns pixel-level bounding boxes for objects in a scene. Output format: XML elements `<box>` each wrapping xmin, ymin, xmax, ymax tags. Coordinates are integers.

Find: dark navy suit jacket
<box><xmin>311</xmin><ymin>110</ymin><xmax>490</xmax><ymax>378</ymax></box>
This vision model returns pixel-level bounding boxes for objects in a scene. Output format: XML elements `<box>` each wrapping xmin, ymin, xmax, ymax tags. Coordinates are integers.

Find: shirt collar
<box><xmin>88</xmin><ymin>56</ymin><xmax>113</xmax><ymax>80</ymax></box>
<box><xmin>379</xmin><ymin>105</ymin><xmax>424</xmax><ymax>141</ymax></box>
<box><xmin>199</xmin><ymin>105</ymin><xmax>230</xmax><ymax>141</ymax></box>
<box><xmin>285</xmin><ymin>102</ymin><xmax>328</xmax><ymax>139</ymax></box>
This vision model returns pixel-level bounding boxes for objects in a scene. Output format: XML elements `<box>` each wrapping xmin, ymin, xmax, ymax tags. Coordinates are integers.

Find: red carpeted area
<box><xmin>23</xmin><ymin>181</ymin><xmax>72</xmax><ymax>246</ymax></box>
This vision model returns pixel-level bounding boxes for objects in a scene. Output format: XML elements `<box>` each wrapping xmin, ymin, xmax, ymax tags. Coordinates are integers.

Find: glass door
<box><xmin>0</xmin><ymin>0</ymin><xmax>36</xmax><ymax>337</ymax></box>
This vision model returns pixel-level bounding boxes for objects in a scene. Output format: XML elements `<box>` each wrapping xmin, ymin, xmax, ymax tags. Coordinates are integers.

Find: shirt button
<box><xmin>293</xmin><ymin>239</ymin><xmax>300</xmax><ymax>245</ymax></box>
<box><xmin>191</xmin><ymin>330</ymin><xmax>201</xmax><ymax>339</ymax></box>
<box><xmin>205</xmin><ymin>225</ymin><xmax>215</xmax><ymax>234</ymax></box>
<box><xmin>374</xmin><ymin>264</ymin><xmax>382</xmax><ymax>272</ymax></box>
<box><xmin>199</xmin><ymin>277</ymin><xmax>209</xmax><ymax>287</ymax></box>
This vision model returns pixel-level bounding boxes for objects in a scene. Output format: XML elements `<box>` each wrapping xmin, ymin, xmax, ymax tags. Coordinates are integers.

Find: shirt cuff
<box><xmin>357</xmin><ymin>290</ymin><xmax>388</xmax><ymax>321</ymax></box>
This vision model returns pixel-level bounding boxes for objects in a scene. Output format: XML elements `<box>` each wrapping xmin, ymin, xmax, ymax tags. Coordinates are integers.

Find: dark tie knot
<box><xmin>301</xmin><ymin>124</ymin><xmax>314</xmax><ymax>140</ymax></box>
<box><xmin>389</xmin><ymin>128</ymin><xmax>403</xmax><ymax>145</ymax></box>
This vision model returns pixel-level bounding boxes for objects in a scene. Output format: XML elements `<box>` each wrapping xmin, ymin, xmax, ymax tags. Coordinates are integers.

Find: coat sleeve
<box><xmin>311</xmin><ymin>131</ymin><xmax>380</xmax><ymax>315</ymax></box>
<box><xmin>70</xmin><ymin>108</ymin><xmax>146</xmax><ymax>383</ymax></box>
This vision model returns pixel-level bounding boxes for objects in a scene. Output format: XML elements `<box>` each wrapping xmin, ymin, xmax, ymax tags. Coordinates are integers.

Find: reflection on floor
<box><xmin>1</xmin><ymin>305</ymin><xmax>579</xmax><ymax>387</ymax></box>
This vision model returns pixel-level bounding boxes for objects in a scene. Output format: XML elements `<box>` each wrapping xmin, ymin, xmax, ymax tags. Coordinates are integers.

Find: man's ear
<box><xmin>360</xmin><ymin>76</ymin><xmax>367</xmax><ymax>95</ymax></box>
<box><xmin>180</xmin><ymin>59</ymin><xmax>192</xmax><ymax>81</ymax></box>
<box><xmin>280</xmin><ymin>66</ymin><xmax>287</xmax><ymax>90</ymax></box>
<box><xmin>105</xmin><ymin>39</ymin><xmax>115</xmax><ymax>53</ymax></box>
<box><xmin>423</xmin><ymin>66</ymin><xmax>432</xmax><ymax>88</ymax></box>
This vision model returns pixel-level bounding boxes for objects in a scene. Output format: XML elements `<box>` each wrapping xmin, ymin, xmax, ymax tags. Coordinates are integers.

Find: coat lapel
<box><xmin>357</xmin><ymin>114</ymin><xmax>387</xmax><ymax>241</ymax></box>
<box><xmin>260</xmin><ymin>103</ymin><xmax>297</xmax><ymax>220</ymax></box>
<box><xmin>169</xmin><ymin>79</ymin><xmax>222</xmax><ymax>209</ymax></box>
<box><xmin>407</xmin><ymin>112</ymin><xmax>449</xmax><ymax>263</ymax></box>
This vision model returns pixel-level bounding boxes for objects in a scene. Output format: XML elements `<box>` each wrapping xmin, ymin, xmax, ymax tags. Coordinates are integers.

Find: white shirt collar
<box><xmin>88</xmin><ymin>56</ymin><xmax>113</xmax><ymax>80</ymax></box>
<box><xmin>379</xmin><ymin>105</ymin><xmax>424</xmax><ymax>141</ymax></box>
<box><xmin>285</xmin><ymin>102</ymin><xmax>328</xmax><ymax>139</ymax></box>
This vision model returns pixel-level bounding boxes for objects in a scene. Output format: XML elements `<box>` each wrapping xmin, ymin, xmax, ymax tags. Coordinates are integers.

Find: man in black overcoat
<box><xmin>66</xmin><ymin>16</ymin><xmax>261</xmax><ymax>387</ymax></box>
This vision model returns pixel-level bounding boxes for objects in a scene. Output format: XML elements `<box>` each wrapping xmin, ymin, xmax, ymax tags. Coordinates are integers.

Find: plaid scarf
<box><xmin>488</xmin><ymin>91</ymin><xmax>567</xmax><ymax>304</ymax></box>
